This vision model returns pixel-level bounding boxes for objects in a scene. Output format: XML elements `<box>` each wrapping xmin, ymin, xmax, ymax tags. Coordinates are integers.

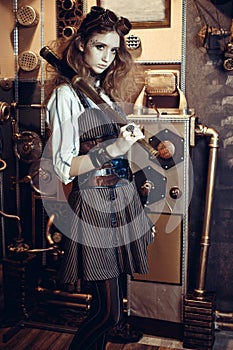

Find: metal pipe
<box><xmin>0</xmin><ymin>159</ymin><xmax>7</xmax><ymax>172</ymax></box>
<box><xmin>11</xmin><ymin>102</ymin><xmax>43</xmax><ymax>109</ymax></box>
<box><xmin>0</xmin><ymin>101</ymin><xmax>10</xmax><ymax>122</ymax></box>
<box><xmin>45</xmin><ymin>214</ymin><xmax>55</xmax><ymax>246</ymax></box>
<box><xmin>0</xmin><ymin>174</ymin><xmax>5</xmax><ymax>257</ymax></box>
<box><xmin>26</xmin><ymin>246</ymin><xmax>57</xmax><ymax>253</ymax></box>
<box><xmin>44</xmin><ymin>300</ymin><xmax>90</xmax><ymax>310</ymax></box>
<box><xmin>36</xmin><ymin>286</ymin><xmax>92</xmax><ymax>302</ymax></box>
<box><xmin>194</xmin><ymin>124</ymin><xmax>219</xmax><ymax>298</ymax></box>
<box><xmin>215</xmin><ymin>309</ymin><xmax>233</xmax><ymax>330</ymax></box>
<box><xmin>216</xmin><ymin>322</ymin><xmax>233</xmax><ymax>330</ymax></box>
<box><xmin>0</xmin><ymin>210</ymin><xmax>22</xmax><ymax>239</ymax></box>
<box><xmin>216</xmin><ymin>310</ymin><xmax>233</xmax><ymax>319</ymax></box>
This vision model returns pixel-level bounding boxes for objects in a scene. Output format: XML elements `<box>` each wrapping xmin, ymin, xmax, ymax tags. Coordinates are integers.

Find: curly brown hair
<box><xmin>44</xmin><ymin>13</ymin><xmax>139</xmax><ymax>104</ymax></box>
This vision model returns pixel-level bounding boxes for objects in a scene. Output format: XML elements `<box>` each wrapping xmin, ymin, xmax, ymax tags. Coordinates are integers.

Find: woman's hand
<box><xmin>106</xmin><ymin>123</ymin><xmax>145</xmax><ymax>157</ymax></box>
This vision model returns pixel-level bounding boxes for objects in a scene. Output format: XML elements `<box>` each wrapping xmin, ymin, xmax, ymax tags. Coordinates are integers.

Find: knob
<box><xmin>169</xmin><ymin>186</ymin><xmax>182</xmax><ymax>199</ymax></box>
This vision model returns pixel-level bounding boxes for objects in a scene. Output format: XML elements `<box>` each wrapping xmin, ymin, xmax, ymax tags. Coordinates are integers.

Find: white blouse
<box><xmin>46</xmin><ymin>83</ymin><xmax>115</xmax><ymax>184</ymax></box>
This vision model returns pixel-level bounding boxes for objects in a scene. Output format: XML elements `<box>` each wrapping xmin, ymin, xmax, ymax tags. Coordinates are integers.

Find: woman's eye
<box><xmin>112</xmin><ymin>48</ymin><xmax>119</xmax><ymax>54</ymax></box>
<box><xmin>96</xmin><ymin>45</ymin><xmax>104</xmax><ymax>50</ymax></box>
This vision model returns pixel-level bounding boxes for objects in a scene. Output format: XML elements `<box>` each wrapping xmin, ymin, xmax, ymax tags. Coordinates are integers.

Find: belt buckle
<box><xmin>102</xmin><ymin>167</ymin><xmax>115</xmax><ymax>176</ymax></box>
<box><xmin>100</xmin><ymin>168</ymin><xmax>107</xmax><ymax>176</ymax></box>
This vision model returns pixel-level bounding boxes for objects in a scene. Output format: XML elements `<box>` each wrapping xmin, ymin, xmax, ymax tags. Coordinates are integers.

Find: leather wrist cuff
<box><xmin>89</xmin><ymin>146</ymin><xmax>112</xmax><ymax>168</ymax></box>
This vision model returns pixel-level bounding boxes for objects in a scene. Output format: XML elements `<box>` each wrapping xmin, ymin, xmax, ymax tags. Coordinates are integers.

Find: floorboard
<box><xmin>0</xmin><ymin>326</ymin><xmax>182</xmax><ymax>350</ymax></box>
<box><xmin>1</xmin><ymin>263</ymin><xmax>233</xmax><ymax>350</ymax></box>
<box><xmin>1</xmin><ymin>323</ymin><xmax>233</xmax><ymax>349</ymax></box>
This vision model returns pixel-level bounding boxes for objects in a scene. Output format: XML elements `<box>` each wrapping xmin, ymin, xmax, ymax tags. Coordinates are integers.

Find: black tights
<box><xmin>68</xmin><ymin>276</ymin><xmax>123</xmax><ymax>350</ymax></box>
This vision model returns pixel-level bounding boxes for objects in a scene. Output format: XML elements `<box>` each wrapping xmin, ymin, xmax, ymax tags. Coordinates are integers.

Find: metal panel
<box><xmin>127</xmin><ymin>114</ymin><xmax>191</xmax><ymax>323</ymax></box>
<box><xmin>134</xmin><ymin>212</ymin><xmax>182</xmax><ymax>284</ymax></box>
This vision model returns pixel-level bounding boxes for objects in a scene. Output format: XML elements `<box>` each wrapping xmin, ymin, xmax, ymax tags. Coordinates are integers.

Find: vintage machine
<box><xmin>126</xmin><ymin>69</ymin><xmax>218</xmax><ymax>349</ymax></box>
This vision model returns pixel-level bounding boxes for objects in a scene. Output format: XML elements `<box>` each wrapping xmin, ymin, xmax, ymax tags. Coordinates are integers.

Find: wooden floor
<box><xmin>1</xmin><ymin>324</ymin><xmax>233</xmax><ymax>350</ymax></box>
<box><xmin>0</xmin><ymin>261</ymin><xmax>187</xmax><ymax>350</ymax></box>
<box><xmin>0</xmin><ymin>325</ymin><xmax>184</xmax><ymax>350</ymax></box>
<box><xmin>1</xmin><ymin>264</ymin><xmax>233</xmax><ymax>350</ymax></box>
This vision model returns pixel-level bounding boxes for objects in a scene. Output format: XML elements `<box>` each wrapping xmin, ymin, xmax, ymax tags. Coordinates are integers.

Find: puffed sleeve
<box><xmin>46</xmin><ymin>84</ymin><xmax>84</xmax><ymax>184</ymax></box>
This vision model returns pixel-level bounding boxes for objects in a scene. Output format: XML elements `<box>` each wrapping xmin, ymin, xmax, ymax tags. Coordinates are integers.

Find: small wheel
<box><xmin>223</xmin><ymin>58</ymin><xmax>233</xmax><ymax>71</ymax></box>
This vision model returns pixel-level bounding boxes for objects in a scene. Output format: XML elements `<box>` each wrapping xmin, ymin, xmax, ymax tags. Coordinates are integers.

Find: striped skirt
<box><xmin>58</xmin><ymin>179</ymin><xmax>154</xmax><ymax>282</ymax></box>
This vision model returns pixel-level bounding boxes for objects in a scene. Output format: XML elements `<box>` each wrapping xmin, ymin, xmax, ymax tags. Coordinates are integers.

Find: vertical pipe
<box><xmin>13</xmin><ymin>0</ymin><xmax>21</xmax><ymax>221</ymax></box>
<box><xmin>0</xmin><ymin>172</ymin><xmax>5</xmax><ymax>257</ymax></box>
<box><xmin>194</xmin><ymin>126</ymin><xmax>219</xmax><ymax>297</ymax></box>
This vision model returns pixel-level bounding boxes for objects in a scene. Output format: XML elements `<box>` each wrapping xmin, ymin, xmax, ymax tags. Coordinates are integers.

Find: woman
<box><xmin>45</xmin><ymin>6</ymin><xmax>154</xmax><ymax>350</ymax></box>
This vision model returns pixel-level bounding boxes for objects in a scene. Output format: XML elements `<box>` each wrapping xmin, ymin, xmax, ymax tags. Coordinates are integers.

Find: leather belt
<box><xmin>76</xmin><ymin>166</ymin><xmax>132</xmax><ymax>188</ymax></box>
<box><xmin>85</xmin><ymin>173</ymin><xmax>122</xmax><ymax>188</ymax></box>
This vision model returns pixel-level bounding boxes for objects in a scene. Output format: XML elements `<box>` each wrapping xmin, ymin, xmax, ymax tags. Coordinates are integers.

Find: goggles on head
<box><xmin>80</xmin><ymin>6</ymin><xmax>132</xmax><ymax>36</ymax></box>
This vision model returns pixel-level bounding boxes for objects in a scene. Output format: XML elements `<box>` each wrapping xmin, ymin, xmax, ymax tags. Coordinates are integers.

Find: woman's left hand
<box><xmin>105</xmin><ymin>123</ymin><xmax>144</xmax><ymax>157</ymax></box>
<box><xmin>121</xmin><ymin>123</ymin><xmax>145</xmax><ymax>143</ymax></box>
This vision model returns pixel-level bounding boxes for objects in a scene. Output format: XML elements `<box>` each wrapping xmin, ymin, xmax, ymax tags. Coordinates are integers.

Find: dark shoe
<box><xmin>107</xmin><ymin>321</ymin><xmax>143</xmax><ymax>343</ymax></box>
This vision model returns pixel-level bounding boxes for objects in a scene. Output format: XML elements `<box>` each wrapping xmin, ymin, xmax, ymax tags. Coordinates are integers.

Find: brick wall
<box><xmin>186</xmin><ymin>0</ymin><xmax>233</xmax><ymax>311</ymax></box>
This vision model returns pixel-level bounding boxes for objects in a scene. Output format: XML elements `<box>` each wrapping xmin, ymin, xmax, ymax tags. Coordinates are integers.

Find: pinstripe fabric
<box><xmin>48</xmin><ymin>85</ymin><xmax>154</xmax><ymax>282</ymax></box>
<box><xmin>59</xmin><ymin>182</ymin><xmax>154</xmax><ymax>282</ymax></box>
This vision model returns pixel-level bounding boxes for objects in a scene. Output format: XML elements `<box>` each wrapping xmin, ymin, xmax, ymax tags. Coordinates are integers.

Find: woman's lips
<box><xmin>97</xmin><ymin>64</ymin><xmax>107</xmax><ymax>69</ymax></box>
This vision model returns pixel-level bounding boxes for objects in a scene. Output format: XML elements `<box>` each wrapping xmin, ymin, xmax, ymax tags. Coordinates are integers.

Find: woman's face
<box><xmin>81</xmin><ymin>31</ymin><xmax>120</xmax><ymax>74</ymax></box>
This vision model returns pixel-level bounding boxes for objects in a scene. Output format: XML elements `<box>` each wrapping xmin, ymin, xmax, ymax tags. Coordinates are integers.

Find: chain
<box><xmin>13</xmin><ymin>0</ymin><xmax>21</xmax><ymax>217</ymax></box>
<box><xmin>181</xmin><ymin>0</ymin><xmax>187</xmax><ymax>95</ymax></box>
<box><xmin>40</xmin><ymin>0</ymin><xmax>46</xmax><ymax>139</ymax></box>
